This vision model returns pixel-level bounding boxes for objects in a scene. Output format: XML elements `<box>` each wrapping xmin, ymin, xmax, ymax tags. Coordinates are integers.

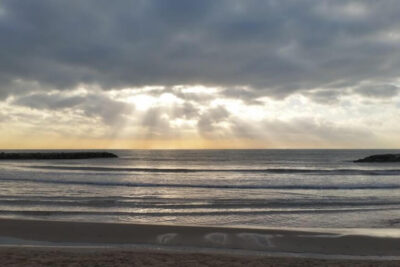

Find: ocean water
<box><xmin>1</xmin><ymin>149</ymin><xmax>400</xmax><ymax>229</ymax></box>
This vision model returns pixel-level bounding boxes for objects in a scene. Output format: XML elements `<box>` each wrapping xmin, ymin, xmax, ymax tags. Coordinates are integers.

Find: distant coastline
<box><xmin>0</xmin><ymin>152</ymin><xmax>118</xmax><ymax>160</ymax></box>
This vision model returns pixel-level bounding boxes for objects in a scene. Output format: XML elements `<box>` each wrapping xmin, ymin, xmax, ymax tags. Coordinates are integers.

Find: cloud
<box><xmin>197</xmin><ymin>113</ymin><xmax>378</xmax><ymax>148</ymax></box>
<box><xmin>13</xmin><ymin>93</ymin><xmax>85</xmax><ymax>110</ymax></box>
<box><xmin>303</xmin><ymin>89</ymin><xmax>345</xmax><ymax>104</ymax></box>
<box><xmin>2</xmin><ymin>1</ymin><xmax>400</xmax><ymax>148</ymax></box>
<box><xmin>12</xmin><ymin>91</ymin><xmax>133</xmax><ymax>125</ymax></box>
<box><xmin>197</xmin><ymin>106</ymin><xmax>231</xmax><ymax>137</ymax></box>
<box><xmin>354</xmin><ymin>84</ymin><xmax>400</xmax><ymax>98</ymax></box>
<box><xmin>140</xmin><ymin>107</ymin><xmax>172</xmax><ymax>137</ymax></box>
<box><xmin>220</xmin><ymin>87</ymin><xmax>264</xmax><ymax>105</ymax></box>
<box><xmin>171</xmin><ymin>102</ymin><xmax>200</xmax><ymax>120</ymax></box>
<box><xmin>2</xmin><ymin>85</ymin><xmax>400</xmax><ymax>147</ymax></box>
<box><xmin>260</xmin><ymin>118</ymin><xmax>376</xmax><ymax>147</ymax></box>
<box><xmin>0</xmin><ymin>0</ymin><xmax>400</xmax><ymax>100</ymax></box>
<box><xmin>81</xmin><ymin>94</ymin><xmax>133</xmax><ymax>125</ymax></box>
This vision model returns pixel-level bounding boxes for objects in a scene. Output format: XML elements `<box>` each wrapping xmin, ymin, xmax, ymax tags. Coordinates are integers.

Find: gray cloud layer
<box><xmin>1</xmin><ymin>0</ymin><xmax>400</xmax><ymax>99</ymax></box>
<box><xmin>13</xmin><ymin>92</ymin><xmax>133</xmax><ymax>125</ymax></box>
<box><xmin>1</xmin><ymin>0</ymin><xmax>400</xmax><ymax>148</ymax></box>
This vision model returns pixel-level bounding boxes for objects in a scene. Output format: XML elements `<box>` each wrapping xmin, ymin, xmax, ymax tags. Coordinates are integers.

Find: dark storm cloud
<box><xmin>1</xmin><ymin>0</ymin><xmax>400</xmax><ymax>99</ymax></box>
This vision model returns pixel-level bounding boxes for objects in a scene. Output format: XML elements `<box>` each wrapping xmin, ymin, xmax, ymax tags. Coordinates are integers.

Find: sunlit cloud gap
<box><xmin>0</xmin><ymin>83</ymin><xmax>399</xmax><ymax>149</ymax></box>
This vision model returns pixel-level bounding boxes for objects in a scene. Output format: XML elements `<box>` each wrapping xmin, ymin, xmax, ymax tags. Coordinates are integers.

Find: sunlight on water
<box><xmin>1</xmin><ymin>149</ymin><xmax>400</xmax><ymax>231</ymax></box>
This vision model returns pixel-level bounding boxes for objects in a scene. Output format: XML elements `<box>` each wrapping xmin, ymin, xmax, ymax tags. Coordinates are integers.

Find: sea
<box><xmin>1</xmin><ymin>149</ymin><xmax>400</xmax><ymax>229</ymax></box>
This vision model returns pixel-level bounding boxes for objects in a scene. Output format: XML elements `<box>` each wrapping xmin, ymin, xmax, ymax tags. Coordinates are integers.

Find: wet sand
<box><xmin>1</xmin><ymin>218</ymin><xmax>400</xmax><ymax>266</ymax></box>
<box><xmin>2</xmin><ymin>247</ymin><xmax>400</xmax><ymax>267</ymax></box>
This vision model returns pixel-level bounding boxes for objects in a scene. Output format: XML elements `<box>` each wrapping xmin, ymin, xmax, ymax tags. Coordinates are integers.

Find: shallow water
<box><xmin>1</xmin><ymin>149</ymin><xmax>400</xmax><ymax>228</ymax></box>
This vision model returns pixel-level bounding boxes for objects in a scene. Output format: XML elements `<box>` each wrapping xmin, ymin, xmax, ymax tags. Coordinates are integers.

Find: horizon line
<box><xmin>1</xmin><ymin>148</ymin><xmax>400</xmax><ymax>151</ymax></box>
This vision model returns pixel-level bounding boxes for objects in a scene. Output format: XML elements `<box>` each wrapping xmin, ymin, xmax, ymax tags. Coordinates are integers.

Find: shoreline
<box><xmin>2</xmin><ymin>247</ymin><xmax>400</xmax><ymax>267</ymax></box>
<box><xmin>1</xmin><ymin>218</ymin><xmax>400</xmax><ymax>258</ymax></box>
<box><xmin>1</xmin><ymin>218</ymin><xmax>400</xmax><ymax>266</ymax></box>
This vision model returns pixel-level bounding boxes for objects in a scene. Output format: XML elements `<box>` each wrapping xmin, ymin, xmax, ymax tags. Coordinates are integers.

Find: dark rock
<box><xmin>354</xmin><ymin>154</ymin><xmax>400</xmax><ymax>163</ymax></box>
<box><xmin>0</xmin><ymin>152</ymin><xmax>118</xmax><ymax>160</ymax></box>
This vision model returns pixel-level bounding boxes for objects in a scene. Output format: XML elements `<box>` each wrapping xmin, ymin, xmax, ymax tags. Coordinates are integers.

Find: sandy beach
<box><xmin>2</xmin><ymin>247</ymin><xmax>400</xmax><ymax>267</ymax></box>
<box><xmin>1</xmin><ymin>218</ymin><xmax>400</xmax><ymax>266</ymax></box>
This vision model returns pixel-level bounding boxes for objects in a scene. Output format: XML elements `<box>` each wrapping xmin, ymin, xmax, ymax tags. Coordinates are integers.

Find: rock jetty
<box><xmin>354</xmin><ymin>154</ymin><xmax>400</xmax><ymax>163</ymax></box>
<box><xmin>0</xmin><ymin>152</ymin><xmax>118</xmax><ymax>160</ymax></box>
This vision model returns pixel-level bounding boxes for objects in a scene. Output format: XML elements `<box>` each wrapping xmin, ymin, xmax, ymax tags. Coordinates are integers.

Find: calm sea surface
<box><xmin>1</xmin><ymin>149</ymin><xmax>400</xmax><ymax>229</ymax></box>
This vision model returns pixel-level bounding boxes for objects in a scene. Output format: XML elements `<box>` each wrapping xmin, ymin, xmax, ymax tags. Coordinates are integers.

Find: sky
<box><xmin>0</xmin><ymin>0</ymin><xmax>400</xmax><ymax>149</ymax></box>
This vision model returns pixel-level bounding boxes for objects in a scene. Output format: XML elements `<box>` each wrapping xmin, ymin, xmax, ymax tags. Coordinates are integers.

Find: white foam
<box><xmin>204</xmin><ymin>232</ymin><xmax>228</xmax><ymax>245</ymax></box>
<box><xmin>156</xmin><ymin>233</ymin><xmax>178</xmax><ymax>244</ymax></box>
<box><xmin>237</xmin><ymin>233</ymin><xmax>279</xmax><ymax>248</ymax></box>
<box><xmin>297</xmin><ymin>234</ymin><xmax>343</xmax><ymax>238</ymax></box>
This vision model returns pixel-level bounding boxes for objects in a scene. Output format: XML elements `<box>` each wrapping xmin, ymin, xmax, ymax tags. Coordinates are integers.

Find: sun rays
<box><xmin>1</xmin><ymin>82</ymin><xmax>398</xmax><ymax>149</ymax></box>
